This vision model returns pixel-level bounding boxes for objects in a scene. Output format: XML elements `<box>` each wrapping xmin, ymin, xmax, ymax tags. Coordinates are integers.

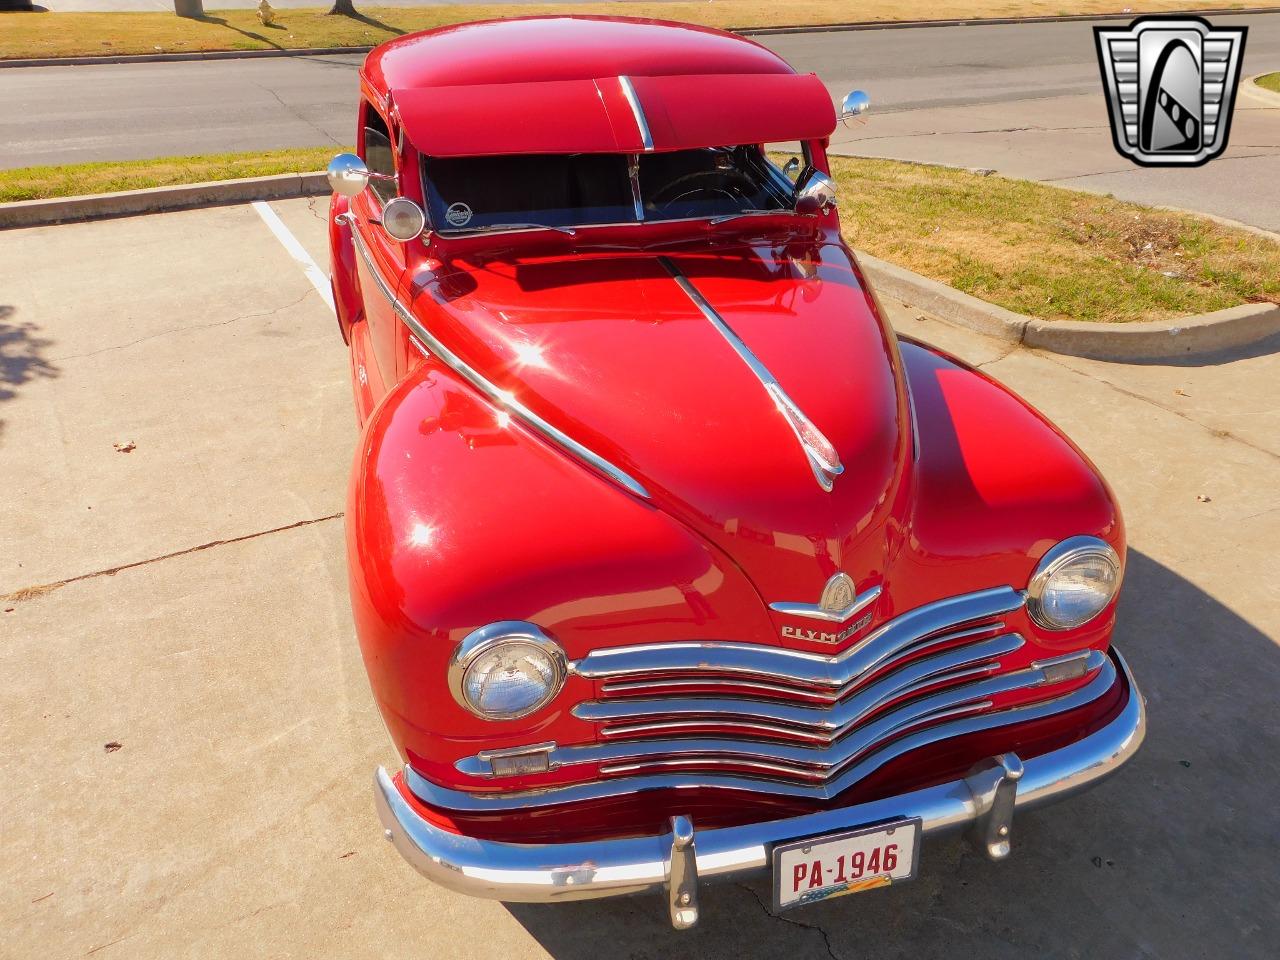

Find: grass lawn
<box><xmin>0</xmin><ymin>147</ymin><xmax>341</xmax><ymax>202</ymax></box>
<box><xmin>832</xmin><ymin>156</ymin><xmax>1280</xmax><ymax>324</ymax></box>
<box><xmin>1256</xmin><ymin>73</ymin><xmax>1280</xmax><ymax>94</ymax></box>
<box><xmin>0</xmin><ymin>1</ymin><xmax>1260</xmax><ymax>60</ymax></box>
<box><xmin>3</xmin><ymin>147</ymin><xmax>1277</xmax><ymax>325</ymax></box>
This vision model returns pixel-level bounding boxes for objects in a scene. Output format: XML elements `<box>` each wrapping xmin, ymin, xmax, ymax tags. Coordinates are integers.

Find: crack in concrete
<box><xmin>1032</xmin><ymin>351</ymin><xmax>1280</xmax><ymax>463</ymax></box>
<box><xmin>252</xmin><ymin>80</ymin><xmax>343</xmax><ymax>148</ymax></box>
<box><xmin>836</xmin><ymin>122</ymin><xmax>1106</xmax><ymax>146</ymax></box>
<box><xmin>1</xmin><ymin>512</ymin><xmax>344</xmax><ymax>604</ymax></box>
<box><xmin>48</xmin><ymin>291</ymin><xmax>315</xmax><ymax>362</ymax></box>
<box><xmin>735</xmin><ymin>882</ymin><xmax>841</xmax><ymax>959</ymax></box>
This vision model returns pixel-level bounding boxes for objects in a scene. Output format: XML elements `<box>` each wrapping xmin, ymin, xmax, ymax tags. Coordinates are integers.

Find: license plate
<box><xmin>771</xmin><ymin>818</ymin><xmax>922</xmax><ymax>911</ymax></box>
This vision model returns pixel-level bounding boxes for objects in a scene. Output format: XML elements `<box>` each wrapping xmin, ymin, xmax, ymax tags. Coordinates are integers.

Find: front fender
<box><xmin>346</xmin><ymin>358</ymin><xmax>773</xmax><ymax>789</ymax></box>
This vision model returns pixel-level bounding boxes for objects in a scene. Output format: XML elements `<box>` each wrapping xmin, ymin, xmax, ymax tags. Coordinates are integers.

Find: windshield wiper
<box><xmin>449</xmin><ymin>222</ymin><xmax>578</xmax><ymax>236</ymax></box>
<box><xmin>708</xmin><ymin>210</ymin><xmax>790</xmax><ymax>225</ymax></box>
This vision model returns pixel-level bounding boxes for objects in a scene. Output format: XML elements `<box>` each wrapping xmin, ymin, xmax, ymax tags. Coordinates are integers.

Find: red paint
<box><xmin>331</xmin><ymin>17</ymin><xmax>1127</xmax><ymax>844</ymax></box>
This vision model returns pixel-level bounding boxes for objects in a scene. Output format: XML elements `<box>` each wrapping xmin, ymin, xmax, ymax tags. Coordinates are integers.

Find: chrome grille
<box><xmin>451</xmin><ymin>587</ymin><xmax>1115</xmax><ymax>800</ymax></box>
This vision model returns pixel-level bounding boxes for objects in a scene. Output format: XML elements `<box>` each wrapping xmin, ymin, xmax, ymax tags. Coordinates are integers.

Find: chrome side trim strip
<box><xmin>769</xmin><ymin>583</ymin><xmax>882</xmax><ymax>624</ymax></box>
<box><xmin>424</xmin><ymin>652</ymin><xmax>1118</xmax><ymax>808</ymax></box>
<box><xmin>571</xmin><ymin>586</ymin><xmax>1026</xmax><ymax>687</ymax></box>
<box><xmin>374</xmin><ymin>650</ymin><xmax>1143</xmax><ymax>904</ymax></box>
<box><xmin>349</xmin><ymin>231</ymin><xmax>650</xmax><ymax>500</ymax></box>
<box><xmin>659</xmin><ymin>257</ymin><xmax>843</xmax><ymax>492</ymax></box>
<box><xmin>618</xmin><ymin>76</ymin><xmax>655</xmax><ymax>152</ymax></box>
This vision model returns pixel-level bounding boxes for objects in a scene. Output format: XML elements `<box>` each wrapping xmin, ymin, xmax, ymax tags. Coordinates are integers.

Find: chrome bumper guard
<box><xmin>374</xmin><ymin>650</ymin><xmax>1144</xmax><ymax>929</ymax></box>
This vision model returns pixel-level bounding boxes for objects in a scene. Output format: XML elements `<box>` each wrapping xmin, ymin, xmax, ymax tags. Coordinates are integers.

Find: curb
<box><xmin>856</xmin><ymin>251</ymin><xmax>1280</xmax><ymax>361</ymax></box>
<box><xmin>2</xmin><ymin>6</ymin><xmax>1276</xmax><ymax>69</ymax></box>
<box><xmin>4</xmin><ymin>174</ymin><xmax>1276</xmax><ymax>361</ymax></box>
<box><xmin>1242</xmin><ymin>73</ymin><xmax>1280</xmax><ymax>108</ymax></box>
<box><xmin>0</xmin><ymin>171</ymin><xmax>328</xmax><ymax>228</ymax></box>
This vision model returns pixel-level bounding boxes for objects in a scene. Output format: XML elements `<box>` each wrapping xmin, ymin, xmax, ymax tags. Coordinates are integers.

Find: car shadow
<box><xmin>502</xmin><ymin>549</ymin><xmax>1280</xmax><ymax>958</ymax></box>
<box><xmin>0</xmin><ymin>306</ymin><xmax>58</xmax><ymax>448</ymax></box>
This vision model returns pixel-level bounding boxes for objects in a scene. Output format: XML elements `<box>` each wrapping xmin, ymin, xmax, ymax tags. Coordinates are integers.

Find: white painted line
<box><xmin>252</xmin><ymin>199</ymin><xmax>335</xmax><ymax>313</ymax></box>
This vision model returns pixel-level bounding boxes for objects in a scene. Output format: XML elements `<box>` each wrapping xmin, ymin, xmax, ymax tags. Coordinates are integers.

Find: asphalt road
<box><xmin>1</xmin><ymin>13</ymin><xmax>1279</xmax><ymax>227</ymax></box>
<box><xmin>3</xmin><ymin>198</ymin><xmax>1279</xmax><ymax>958</ymax></box>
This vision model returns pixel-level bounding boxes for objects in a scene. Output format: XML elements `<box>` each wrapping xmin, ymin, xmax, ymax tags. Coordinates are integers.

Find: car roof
<box><xmin>361</xmin><ymin>16</ymin><xmax>796</xmax><ymax>95</ymax></box>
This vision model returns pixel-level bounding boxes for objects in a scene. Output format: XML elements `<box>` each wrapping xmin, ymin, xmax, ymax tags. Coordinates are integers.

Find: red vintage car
<box><xmin>326</xmin><ymin>16</ymin><xmax>1145</xmax><ymax>927</ymax></box>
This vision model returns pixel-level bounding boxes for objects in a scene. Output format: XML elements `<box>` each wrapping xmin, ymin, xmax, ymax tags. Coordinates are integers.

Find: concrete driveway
<box><xmin>2</xmin><ymin>201</ymin><xmax>1278</xmax><ymax>959</ymax></box>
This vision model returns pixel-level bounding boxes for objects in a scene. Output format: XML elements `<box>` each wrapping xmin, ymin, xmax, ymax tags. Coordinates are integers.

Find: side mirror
<box><xmin>381</xmin><ymin>197</ymin><xmax>427</xmax><ymax>243</ymax></box>
<box><xmin>328</xmin><ymin>153</ymin><xmax>372</xmax><ymax>198</ymax></box>
<box><xmin>782</xmin><ymin>157</ymin><xmax>801</xmax><ymax>180</ymax></box>
<box><xmin>840</xmin><ymin>90</ymin><xmax>871</xmax><ymax>124</ymax></box>
<box><xmin>795</xmin><ymin>170</ymin><xmax>837</xmax><ymax>215</ymax></box>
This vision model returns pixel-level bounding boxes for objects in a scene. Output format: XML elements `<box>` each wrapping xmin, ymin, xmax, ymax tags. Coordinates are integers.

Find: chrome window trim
<box><xmin>769</xmin><ymin>583</ymin><xmax>882</xmax><ymax>623</ymax></box>
<box><xmin>618</xmin><ymin>76</ymin><xmax>655</xmax><ymax>152</ymax></box>
<box><xmin>571</xmin><ymin>586</ymin><xmax>1026</xmax><ymax>687</ymax></box>
<box><xmin>432</xmin><ymin>653</ymin><xmax>1117</xmax><ymax>809</ymax></box>
<box><xmin>659</xmin><ymin>256</ymin><xmax>844</xmax><ymax>492</ymax></box>
<box><xmin>349</xmin><ymin>230</ymin><xmax>650</xmax><ymax>500</ymax></box>
<box><xmin>448</xmin><ymin>621</ymin><xmax>568</xmax><ymax>720</ymax></box>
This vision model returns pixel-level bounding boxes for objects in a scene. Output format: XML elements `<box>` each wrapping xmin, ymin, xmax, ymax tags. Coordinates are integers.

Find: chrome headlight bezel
<box><xmin>1026</xmin><ymin>536</ymin><xmax>1123</xmax><ymax>631</ymax></box>
<box><xmin>448</xmin><ymin>621</ymin><xmax>568</xmax><ymax>720</ymax></box>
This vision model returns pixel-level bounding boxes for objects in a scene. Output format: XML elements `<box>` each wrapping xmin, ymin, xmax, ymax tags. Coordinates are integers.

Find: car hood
<box><xmin>405</xmin><ymin>236</ymin><xmax>912</xmax><ymax>640</ymax></box>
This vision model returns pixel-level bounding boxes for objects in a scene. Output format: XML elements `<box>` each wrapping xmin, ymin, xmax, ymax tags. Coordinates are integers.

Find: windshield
<box><xmin>422</xmin><ymin>145</ymin><xmax>796</xmax><ymax>233</ymax></box>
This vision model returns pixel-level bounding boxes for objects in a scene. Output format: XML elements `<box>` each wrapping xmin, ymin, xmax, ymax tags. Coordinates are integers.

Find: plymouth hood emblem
<box><xmin>769</xmin><ymin>574</ymin><xmax>882</xmax><ymax>641</ymax></box>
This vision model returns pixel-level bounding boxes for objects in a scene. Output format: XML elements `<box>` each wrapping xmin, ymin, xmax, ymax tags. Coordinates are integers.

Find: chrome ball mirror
<box><xmin>795</xmin><ymin>170</ymin><xmax>838</xmax><ymax>215</ymax></box>
<box><xmin>327</xmin><ymin>152</ymin><xmax>371</xmax><ymax>198</ymax></box>
<box><xmin>840</xmin><ymin>90</ymin><xmax>871</xmax><ymax>124</ymax></box>
<box><xmin>380</xmin><ymin>197</ymin><xmax>427</xmax><ymax>242</ymax></box>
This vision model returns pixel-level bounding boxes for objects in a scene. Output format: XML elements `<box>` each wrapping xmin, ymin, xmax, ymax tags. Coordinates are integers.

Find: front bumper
<box><xmin>374</xmin><ymin>649</ymin><xmax>1144</xmax><ymax>925</ymax></box>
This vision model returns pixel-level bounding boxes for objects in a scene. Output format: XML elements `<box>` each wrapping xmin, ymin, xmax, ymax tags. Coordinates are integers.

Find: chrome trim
<box><xmin>659</xmin><ymin>257</ymin><xmax>843</xmax><ymax>492</ymax></box>
<box><xmin>571</xmin><ymin>586</ymin><xmax>1026</xmax><ymax>688</ymax></box>
<box><xmin>574</xmin><ymin>632</ymin><xmax>1026</xmax><ymax>730</ymax></box>
<box><xmin>349</xmin><ymin>231</ymin><xmax>650</xmax><ymax>500</ymax></box>
<box><xmin>429</xmin><ymin>653</ymin><xmax>1114</xmax><ymax>809</ymax></box>
<box><xmin>448</xmin><ymin>621</ymin><xmax>568</xmax><ymax>720</ymax></box>
<box><xmin>769</xmin><ymin>581</ymin><xmax>882</xmax><ymax>624</ymax></box>
<box><xmin>627</xmin><ymin>154</ymin><xmax>645</xmax><ymax>223</ymax></box>
<box><xmin>1026</xmin><ymin>536</ymin><xmax>1123</xmax><ymax>631</ymax></box>
<box><xmin>373</xmin><ymin>649</ymin><xmax>1144</xmax><ymax>905</ymax></box>
<box><xmin>618</xmin><ymin>76</ymin><xmax>654</xmax><ymax>152</ymax></box>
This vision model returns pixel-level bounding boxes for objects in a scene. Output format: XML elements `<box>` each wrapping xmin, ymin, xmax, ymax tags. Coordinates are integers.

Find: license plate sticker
<box><xmin>771</xmin><ymin>818</ymin><xmax>922</xmax><ymax>911</ymax></box>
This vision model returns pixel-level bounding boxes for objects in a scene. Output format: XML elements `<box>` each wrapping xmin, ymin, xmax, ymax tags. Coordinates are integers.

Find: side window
<box><xmin>361</xmin><ymin>104</ymin><xmax>397</xmax><ymax>207</ymax></box>
<box><xmin>764</xmin><ymin>142</ymin><xmax>810</xmax><ymax>189</ymax></box>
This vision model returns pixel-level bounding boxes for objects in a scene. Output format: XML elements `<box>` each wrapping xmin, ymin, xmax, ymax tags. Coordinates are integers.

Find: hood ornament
<box><xmin>770</xmin><ymin>573</ymin><xmax>882</xmax><ymax>625</ymax></box>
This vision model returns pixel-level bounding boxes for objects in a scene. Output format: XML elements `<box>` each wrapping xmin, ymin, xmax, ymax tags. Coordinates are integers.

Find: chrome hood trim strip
<box><xmin>420</xmin><ymin>651</ymin><xmax>1120</xmax><ymax>809</ymax></box>
<box><xmin>659</xmin><ymin>256</ymin><xmax>844</xmax><ymax>492</ymax></box>
<box><xmin>617</xmin><ymin>75</ymin><xmax>655</xmax><ymax>152</ymax></box>
<box><xmin>350</xmin><ymin>230</ymin><xmax>651</xmax><ymax>500</ymax></box>
<box><xmin>571</xmin><ymin>586</ymin><xmax>1026</xmax><ymax>686</ymax></box>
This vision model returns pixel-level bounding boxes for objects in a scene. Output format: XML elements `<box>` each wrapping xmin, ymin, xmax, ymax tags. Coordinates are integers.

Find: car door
<box><xmin>350</xmin><ymin>101</ymin><xmax>407</xmax><ymax>398</ymax></box>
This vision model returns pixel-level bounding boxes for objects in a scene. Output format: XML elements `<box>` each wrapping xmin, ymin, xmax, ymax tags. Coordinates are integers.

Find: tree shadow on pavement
<box><xmin>0</xmin><ymin>306</ymin><xmax>58</xmax><ymax>447</ymax></box>
<box><xmin>195</xmin><ymin>16</ymin><xmax>288</xmax><ymax>52</ymax></box>
<box><xmin>504</xmin><ymin>549</ymin><xmax>1280</xmax><ymax>959</ymax></box>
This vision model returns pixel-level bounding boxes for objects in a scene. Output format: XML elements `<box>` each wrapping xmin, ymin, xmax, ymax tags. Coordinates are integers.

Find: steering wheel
<box><xmin>650</xmin><ymin>169</ymin><xmax>757</xmax><ymax>211</ymax></box>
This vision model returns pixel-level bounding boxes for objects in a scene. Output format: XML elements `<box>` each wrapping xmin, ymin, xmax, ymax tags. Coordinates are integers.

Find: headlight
<box><xmin>449</xmin><ymin>622</ymin><xmax>567</xmax><ymax>720</ymax></box>
<box><xmin>1027</xmin><ymin>536</ymin><xmax>1123</xmax><ymax>630</ymax></box>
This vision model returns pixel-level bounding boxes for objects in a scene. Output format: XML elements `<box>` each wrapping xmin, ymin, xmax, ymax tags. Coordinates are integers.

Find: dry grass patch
<box><xmin>0</xmin><ymin>147</ymin><xmax>342</xmax><ymax>202</ymax></box>
<box><xmin>831</xmin><ymin>156</ymin><xmax>1280</xmax><ymax>324</ymax></box>
<box><xmin>1256</xmin><ymin>73</ymin><xmax>1280</xmax><ymax>94</ymax></box>
<box><xmin>0</xmin><ymin>1</ymin><xmax>1259</xmax><ymax>60</ymax></box>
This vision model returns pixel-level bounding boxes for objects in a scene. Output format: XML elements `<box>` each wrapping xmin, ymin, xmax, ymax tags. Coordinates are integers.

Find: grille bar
<box><xmin>575</xmin><ymin>632</ymin><xmax>1026</xmax><ymax>734</ymax></box>
<box><xmin>444</xmin><ymin>653</ymin><xmax>1121</xmax><ymax>802</ymax></box>
<box><xmin>570</xmin><ymin>587</ymin><xmax>1025</xmax><ymax>689</ymax></box>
